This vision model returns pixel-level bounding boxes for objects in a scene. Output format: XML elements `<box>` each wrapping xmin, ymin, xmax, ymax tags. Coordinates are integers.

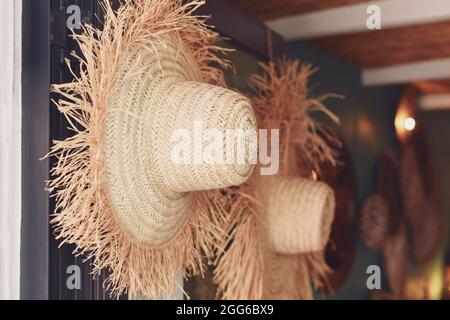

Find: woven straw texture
<box><xmin>262</xmin><ymin>253</ymin><xmax>313</xmax><ymax>300</ymax></box>
<box><xmin>262</xmin><ymin>175</ymin><xmax>335</xmax><ymax>254</ymax></box>
<box><xmin>46</xmin><ymin>0</ymin><xmax>255</xmax><ymax>298</ymax></box>
<box><xmin>105</xmin><ymin>40</ymin><xmax>255</xmax><ymax>246</ymax></box>
<box><xmin>360</xmin><ymin>193</ymin><xmax>390</xmax><ymax>251</ymax></box>
<box><xmin>375</xmin><ymin>151</ymin><xmax>403</xmax><ymax>233</ymax></box>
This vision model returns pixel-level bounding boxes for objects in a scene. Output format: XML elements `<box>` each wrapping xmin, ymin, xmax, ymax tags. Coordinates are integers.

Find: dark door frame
<box><xmin>21</xmin><ymin>0</ymin><xmax>51</xmax><ymax>300</ymax></box>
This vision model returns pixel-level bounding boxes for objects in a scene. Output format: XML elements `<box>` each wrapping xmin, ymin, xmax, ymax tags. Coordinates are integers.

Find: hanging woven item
<box><xmin>260</xmin><ymin>175</ymin><xmax>336</xmax><ymax>300</ymax></box>
<box><xmin>375</xmin><ymin>151</ymin><xmax>403</xmax><ymax>231</ymax></box>
<box><xmin>360</xmin><ymin>193</ymin><xmax>390</xmax><ymax>251</ymax></box>
<box><xmin>412</xmin><ymin>199</ymin><xmax>444</xmax><ymax>265</ymax></box>
<box><xmin>45</xmin><ymin>0</ymin><xmax>257</xmax><ymax>298</ymax></box>
<box><xmin>263</xmin><ymin>175</ymin><xmax>335</xmax><ymax>255</ymax></box>
<box><xmin>400</xmin><ymin>145</ymin><xmax>427</xmax><ymax>232</ymax></box>
<box><xmin>214</xmin><ymin>59</ymin><xmax>339</xmax><ymax>300</ymax></box>
<box><xmin>383</xmin><ymin>223</ymin><xmax>408</xmax><ymax>298</ymax></box>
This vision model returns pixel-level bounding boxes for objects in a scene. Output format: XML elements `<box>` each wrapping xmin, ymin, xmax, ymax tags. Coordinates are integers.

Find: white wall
<box><xmin>0</xmin><ymin>0</ymin><xmax>22</xmax><ymax>300</ymax></box>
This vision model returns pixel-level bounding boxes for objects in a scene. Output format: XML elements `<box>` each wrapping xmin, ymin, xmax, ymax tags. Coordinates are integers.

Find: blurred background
<box><xmin>3</xmin><ymin>0</ymin><xmax>450</xmax><ymax>300</ymax></box>
<box><xmin>188</xmin><ymin>0</ymin><xmax>450</xmax><ymax>300</ymax></box>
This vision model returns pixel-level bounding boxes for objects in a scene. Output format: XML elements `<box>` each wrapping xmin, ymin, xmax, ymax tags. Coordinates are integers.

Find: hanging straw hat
<box><xmin>360</xmin><ymin>193</ymin><xmax>390</xmax><ymax>251</ymax></box>
<box><xmin>46</xmin><ymin>0</ymin><xmax>256</xmax><ymax>298</ymax></box>
<box><xmin>260</xmin><ymin>175</ymin><xmax>335</xmax><ymax>300</ymax></box>
<box><xmin>263</xmin><ymin>253</ymin><xmax>313</xmax><ymax>300</ymax></box>
<box><xmin>214</xmin><ymin>59</ymin><xmax>339</xmax><ymax>300</ymax></box>
<box><xmin>104</xmin><ymin>37</ymin><xmax>255</xmax><ymax>246</ymax></box>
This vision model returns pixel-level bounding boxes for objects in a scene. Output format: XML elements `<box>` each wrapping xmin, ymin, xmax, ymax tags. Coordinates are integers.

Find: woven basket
<box><xmin>383</xmin><ymin>223</ymin><xmax>408</xmax><ymax>298</ymax></box>
<box><xmin>262</xmin><ymin>175</ymin><xmax>336</xmax><ymax>255</ymax></box>
<box><xmin>412</xmin><ymin>200</ymin><xmax>444</xmax><ymax>265</ymax></box>
<box><xmin>375</xmin><ymin>151</ymin><xmax>402</xmax><ymax>233</ymax></box>
<box><xmin>360</xmin><ymin>193</ymin><xmax>390</xmax><ymax>251</ymax></box>
<box><xmin>400</xmin><ymin>146</ymin><xmax>427</xmax><ymax>232</ymax></box>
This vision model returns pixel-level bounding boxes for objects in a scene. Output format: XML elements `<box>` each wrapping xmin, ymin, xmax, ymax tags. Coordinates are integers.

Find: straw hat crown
<box><xmin>104</xmin><ymin>37</ymin><xmax>256</xmax><ymax>246</ymax></box>
<box><xmin>262</xmin><ymin>175</ymin><xmax>336</xmax><ymax>255</ymax></box>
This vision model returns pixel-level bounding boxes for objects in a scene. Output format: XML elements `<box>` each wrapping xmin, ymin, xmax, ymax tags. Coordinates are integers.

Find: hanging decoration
<box><xmin>214</xmin><ymin>58</ymin><xmax>340</xmax><ymax>299</ymax></box>
<box><xmin>45</xmin><ymin>0</ymin><xmax>257</xmax><ymax>298</ymax></box>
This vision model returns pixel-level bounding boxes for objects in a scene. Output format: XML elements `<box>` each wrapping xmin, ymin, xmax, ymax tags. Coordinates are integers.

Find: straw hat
<box><xmin>262</xmin><ymin>175</ymin><xmax>336</xmax><ymax>255</ymax></box>
<box><xmin>263</xmin><ymin>253</ymin><xmax>313</xmax><ymax>300</ymax></box>
<box><xmin>214</xmin><ymin>59</ymin><xmax>339</xmax><ymax>300</ymax></box>
<box><xmin>47</xmin><ymin>0</ymin><xmax>256</xmax><ymax>298</ymax></box>
<box><xmin>104</xmin><ymin>37</ymin><xmax>255</xmax><ymax>246</ymax></box>
<box><xmin>360</xmin><ymin>193</ymin><xmax>390</xmax><ymax>251</ymax></box>
<box><xmin>259</xmin><ymin>175</ymin><xmax>335</xmax><ymax>300</ymax></box>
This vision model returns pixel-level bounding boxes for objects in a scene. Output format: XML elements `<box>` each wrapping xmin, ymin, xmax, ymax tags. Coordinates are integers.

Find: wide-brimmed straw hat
<box><xmin>47</xmin><ymin>0</ymin><xmax>256</xmax><ymax>298</ymax></box>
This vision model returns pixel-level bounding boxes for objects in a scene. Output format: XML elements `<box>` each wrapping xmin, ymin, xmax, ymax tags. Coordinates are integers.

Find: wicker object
<box><xmin>360</xmin><ymin>193</ymin><xmax>390</xmax><ymax>251</ymax></box>
<box><xmin>400</xmin><ymin>145</ymin><xmax>426</xmax><ymax>231</ymax></box>
<box><xmin>263</xmin><ymin>253</ymin><xmax>313</xmax><ymax>300</ymax></box>
<box><xmin>412</xmin><ymin>200</ymin><xmax>444</xmax><ymax>265</ymax></box>
<box><xmin>105</xmin><ymin>40</ymin><xmax>255</xmax><ymax>246</ymax></box>
<box><xmin>263</xmin><ymin>175</ymin><xmax>336</xmax><ymax>254</ymax></box>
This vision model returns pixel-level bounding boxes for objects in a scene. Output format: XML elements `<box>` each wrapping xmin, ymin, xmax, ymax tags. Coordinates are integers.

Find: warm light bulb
<box><xmin>404</xmin><ymin>117</ymin><xmax>416</xmax><ymax>131</ymax></box>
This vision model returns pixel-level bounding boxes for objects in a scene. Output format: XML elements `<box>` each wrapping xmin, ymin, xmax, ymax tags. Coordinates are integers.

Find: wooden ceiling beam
<box><xmin>266</xmin><ymin>0</ymin><xmax>450</xmax><ymax>41</ymax></box>
<box><xmin>362</xmin><ymin>58</ymin><xmax>450</xmax><ymax>87</ymax></box>
<box><xmin>231</xmin><ymin>0</ymin><xmax>371</xmax><ymax>21</ymax></box>
<box><xmin>419</xmin><ymin>94</ymin><xmax>450</xmax><ymax>111</ymax></box>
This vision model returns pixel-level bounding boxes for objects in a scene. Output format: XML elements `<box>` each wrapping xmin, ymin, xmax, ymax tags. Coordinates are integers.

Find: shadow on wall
<box><xmin>287</xmin><ymin>40</ymin><xmax>405</xmax><ymax>299</ymax></box>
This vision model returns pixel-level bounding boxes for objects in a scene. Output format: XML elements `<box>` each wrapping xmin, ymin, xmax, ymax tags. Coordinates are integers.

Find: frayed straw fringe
<box><xmin>46</xmin><ymin>0</ymin><xmax>235</xmax><ymax>299</ymax></box>
<box><xmin>214</xmin><ymin>59</ymin><xmax>339</xmax><ymax>300</ymax></box>
<box><xmin>250</xmin><ymin>59</ymin><xmax>340</xmax><ymax>173</ymax></box>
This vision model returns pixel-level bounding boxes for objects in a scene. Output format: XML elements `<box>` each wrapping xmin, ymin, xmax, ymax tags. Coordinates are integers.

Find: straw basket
<box><xmin>360</xmin><ymin>193</ymin><xmax>390</xmax><ymax>251</ymax></box>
